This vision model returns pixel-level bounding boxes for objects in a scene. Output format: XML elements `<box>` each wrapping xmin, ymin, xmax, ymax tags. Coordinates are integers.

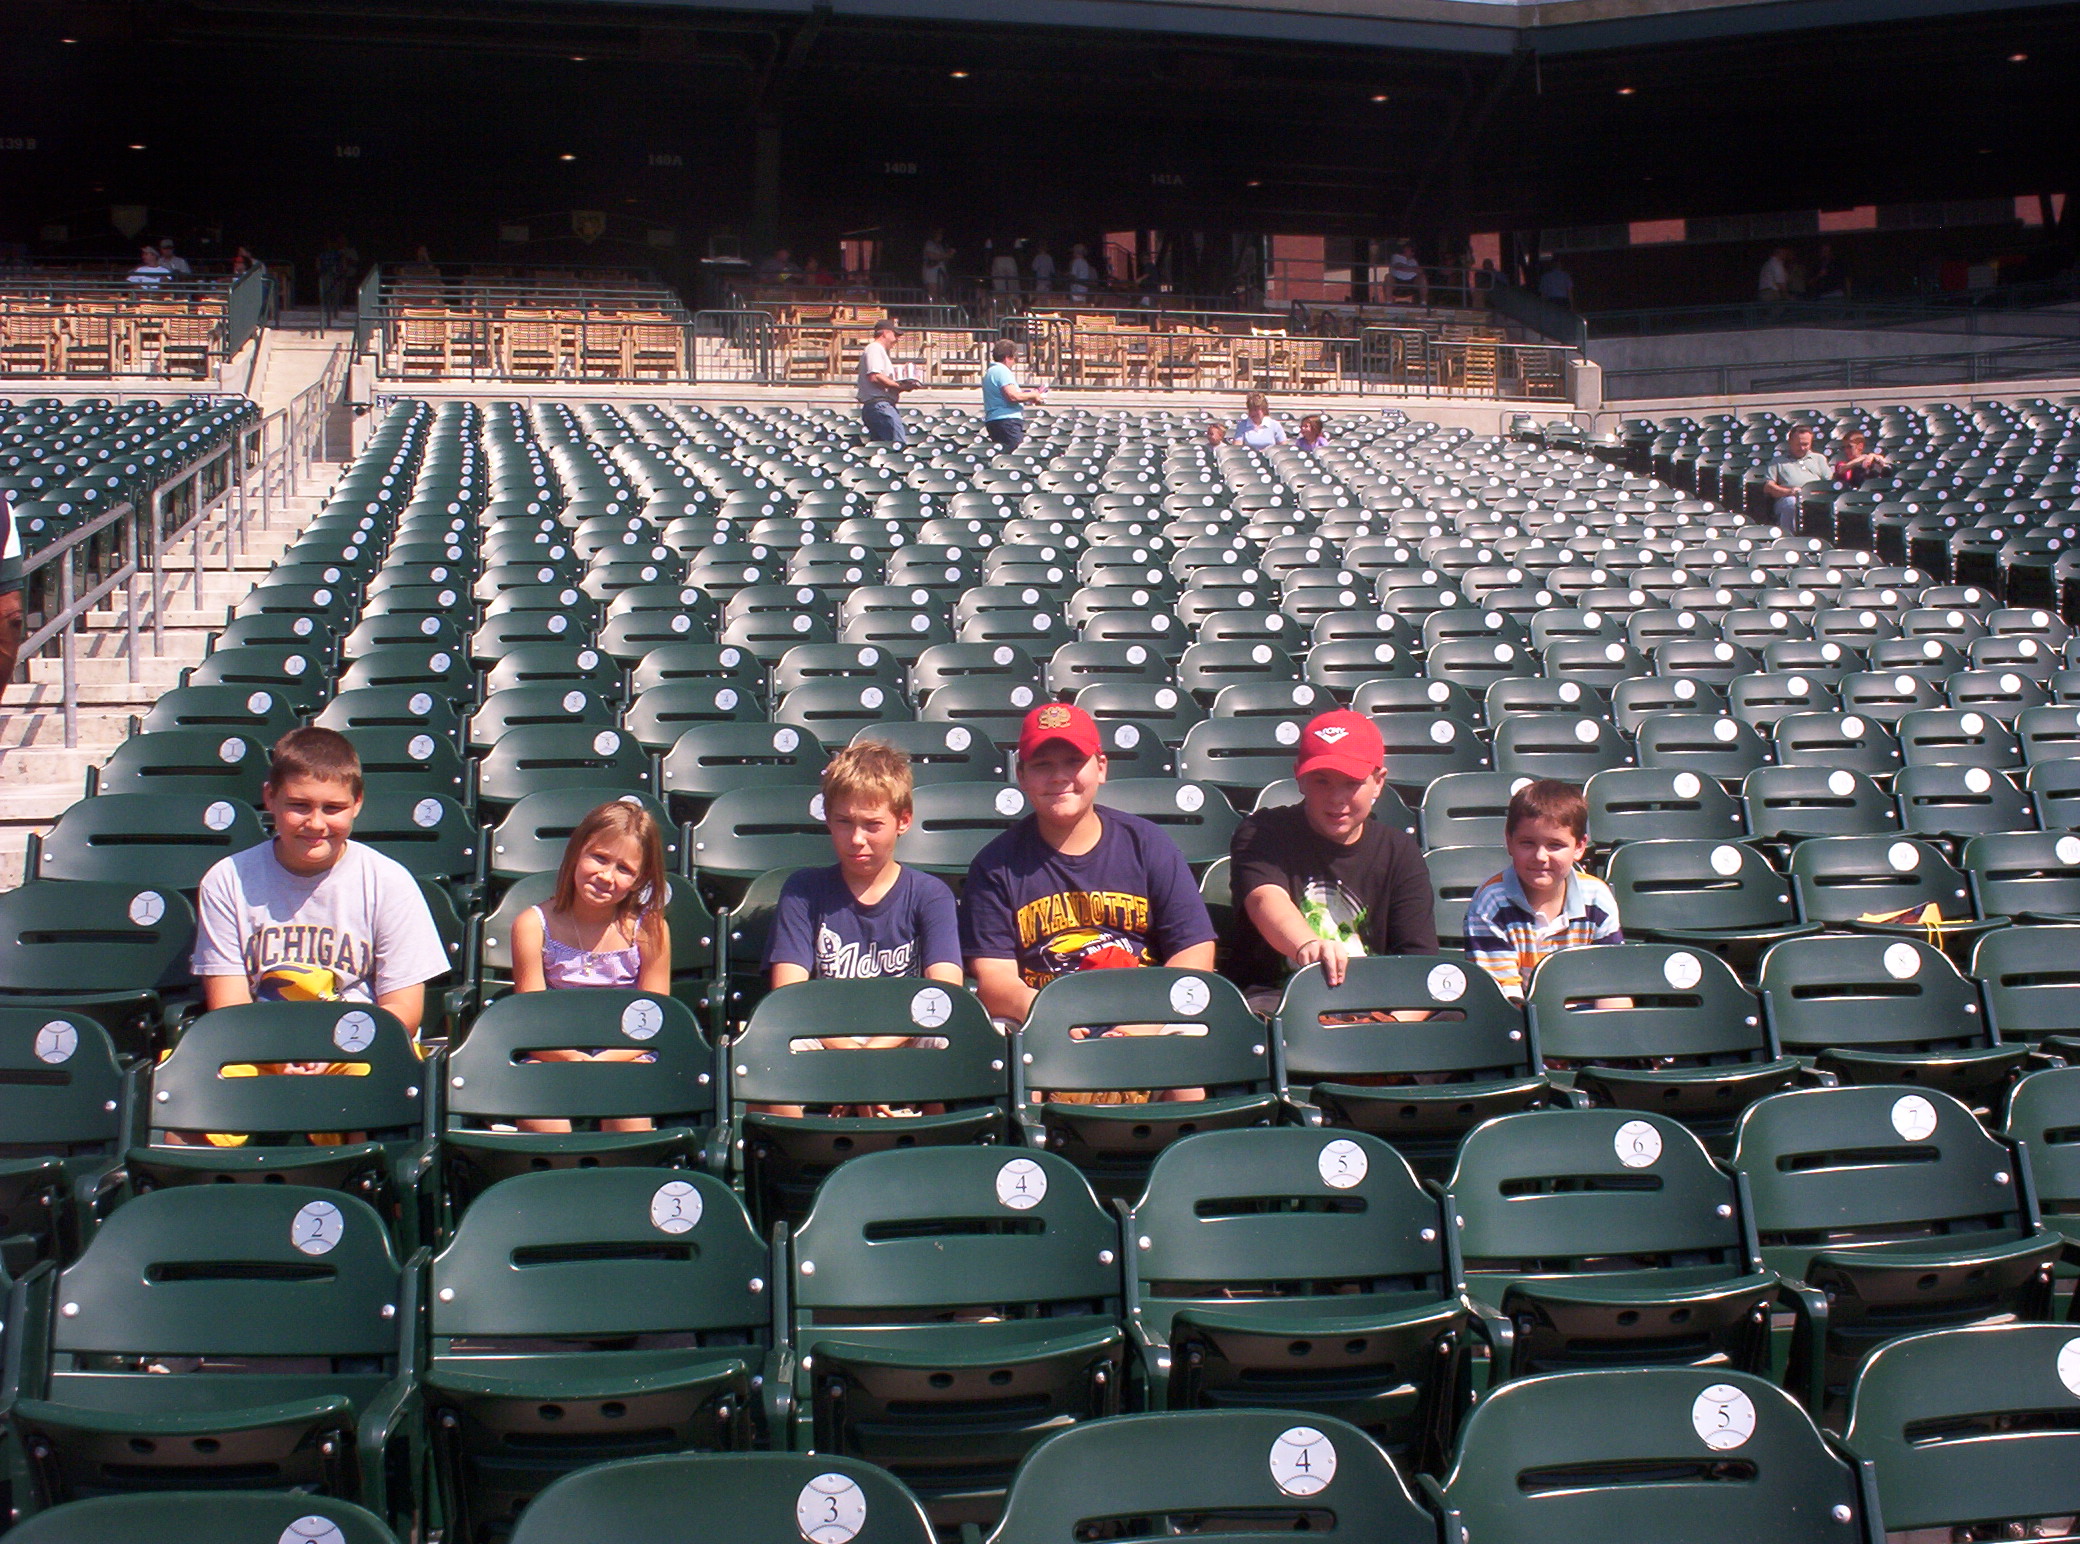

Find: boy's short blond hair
<box><xmin>822</xmin><ymin>741</ymin><xmax>914</xmax><ymax>818</ymax></box>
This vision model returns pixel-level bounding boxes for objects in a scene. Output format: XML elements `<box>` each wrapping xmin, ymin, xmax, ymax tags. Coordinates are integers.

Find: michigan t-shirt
<box><xmin>960</xmin><ymin>807</ymin><xmax>1215</xmax><ymax>989</ymax></box>
<box><xmin>193</xmin><ymin>840</ymin><xmax>449</xmax><ymax>1002</ymax></box>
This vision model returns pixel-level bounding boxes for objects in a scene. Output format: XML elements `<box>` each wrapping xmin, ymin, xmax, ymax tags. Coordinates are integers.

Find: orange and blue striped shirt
<box><xmin>1463</xmin><ymin>868</ymin><xmax>1624</xmax><ymax>1003</ymax></box>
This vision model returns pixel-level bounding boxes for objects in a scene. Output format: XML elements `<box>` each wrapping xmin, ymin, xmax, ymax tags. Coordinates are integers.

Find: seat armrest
<box><xmin>1774</xmin><ymin>1276</ymin><xmax>1830</xmax><ymax>1412</ymax></box>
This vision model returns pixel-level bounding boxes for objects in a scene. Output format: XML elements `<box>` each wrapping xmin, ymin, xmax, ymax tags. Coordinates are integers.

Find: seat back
<box><xmin>1974</xmin><ymin>924</ymin><xmax>2080</xmax><ymax>1046</ymax></box>
<box><xmin>1732</xmin><ymin>1086</ymin><xmax>2031</xmax><ymax>1255</ymax></box>
<box><xmin>444</xmin><ymin>989</ymin><xmax>715</xmax><ymax>1127</ymax></box>
<box><xmin>0</xmin><ymin>880</ymin><xmax>195</xmax><ymax>997</ymax></box>
<box><xmin>147</xmin><ymin>1002</ymin><xmax>427</xmax><ymax>1143</ymax></box>
<box><xmin>790</xmin><ymin>1146</ymin><xmax>1118</xmax><ymax>1315</ymax></box>
<box><xmin>1741</xmin><ymin>765</ymin><xmax>1898</xmax><ymax>841</ymax></box>
<box><xmin>1439</xmin><ymin>1368</ymin><xmax>1865</xmax><ymax>1544</ymax></box>
<box><xmin>44</xmin><ymin>1183</ymin><xmax>401</xmax><ymax>1360</ymax></box>
<box><xmin>1842</xmin><ymin>1324</ymin><xmax>2080</xmax><ymax>1532</ymax></box>
<box><xmin>1526</xmin><ymin>943</ymin><xmax>1769</xmax><ymax>1063</ymax></box>
<box><xmin>2005</xmin><ymin>1066</ymin><xmax>2080</xmax><ymax>1219</ymax></box>
<box><xmin>1789</xmin><ymin>835</ymin><xmax>1976</xmax><ymax>925</ymax></box>
<box><xmin>508</xmin><ymin>1453</ymin><xmax>936</xmax><ymax>1544</ymax></box>
<box><xmin>1964</xmin><ymin>831</ymin><xmax>2080</xmax><ymax>921</ymax></box>
<box><xmin>1603</xmin><ymin>839</ymin><xmax>1801</xmax><ymax>934</ymax></box>
<box><xmin>1586</xmin><ymin>766</ymin><xmax>1747</xmax><ymax>844</ymax></box>
<box><xmin>731</xmin><ymin>979</ymin><xmax>1008</xmax><ymax>1110</ymax></box>
<box><xmin>1758</xmin><ymin>934</ymin><xmax>1988</xmax><ymax>1055</ymax></box>
<box><xmin>1129</xmin><ymin>1128</ymin><xmax>1445</xmax><ymax>1297</ymax></box>
<box><xmin>986</xmin><ymin>1410</ymin><xmax>1435</xmax><ymax>1544</ymax></box>
<box><xmin>36</xmin><ymin>792</ymin><xmax>264</xmax><ymax>891</ymax></box>
<box><xmin>1275</xmin><ymin>955</ymin><xmax>1532</xmax><ymax>1082</ymax></box>
<box><xmin>93</xmin><ymin>729</ymin><xmax>270</xmax><ymax>803</ymax></box>
<box><xmin>1446</xmin><ymin>1109</ymin><xmax>1751</xmax><ymax>1273</ymax></box>
<box><xmin>0</xmin><ymin>1008</ymin><xmax>128</xmax><ymax>1156</ymax></box>
<box><xmin>430</xmin><ymin>1168</ymin><xmax>765</xmax><ymax>1342</ymax></box>
<box><xmin>1017</xmin><ymin>969</ymin><xmax>1272</xmax><ymax>1100</ymax></box>
<box><xmin>1</xmin><ymin>1493</ymin><xmax>402</xmax><ymax>1544</ymax></box>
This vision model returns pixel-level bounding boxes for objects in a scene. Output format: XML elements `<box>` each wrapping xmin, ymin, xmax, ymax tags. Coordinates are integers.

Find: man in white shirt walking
<box><xmin>857</xmin><ymin>317</ymin><xmax>922</xmax><ymax>444</ymax></box>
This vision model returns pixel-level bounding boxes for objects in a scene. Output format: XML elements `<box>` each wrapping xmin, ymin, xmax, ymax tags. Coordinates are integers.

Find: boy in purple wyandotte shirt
<box><xmin>764</xmin><ymin>741</ymin><xmax>963</xmax><ymax>995</ymax></box>
<box><xmin>960</xmin><ymin>703</ymin><xmax>1216</xmax><ymax>1026</ymax></box>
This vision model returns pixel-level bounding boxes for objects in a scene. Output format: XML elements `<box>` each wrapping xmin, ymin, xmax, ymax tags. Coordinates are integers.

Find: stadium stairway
<box><xmin>0</xmin><ymin>463</ymin><xmax>344</xmax><ymax>885</ymax></box>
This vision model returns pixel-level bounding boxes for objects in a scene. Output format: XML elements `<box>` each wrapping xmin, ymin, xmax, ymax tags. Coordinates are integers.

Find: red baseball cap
<box><xmin>1294</xmin><ymin>709</ymin><xmax>1385</xmax><ymax>781</ymax></box>
<box><xmin>1018</xmin><ymin>702</ymin><xmax>1103</xmax><ymax>762</ymax></box>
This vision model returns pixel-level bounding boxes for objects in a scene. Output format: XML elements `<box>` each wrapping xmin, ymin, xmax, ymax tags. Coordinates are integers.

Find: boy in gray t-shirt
<box><xmin>193</xmin><ymin>728</ymin><xmax>447</xmax><ymax>1033</ymax></box>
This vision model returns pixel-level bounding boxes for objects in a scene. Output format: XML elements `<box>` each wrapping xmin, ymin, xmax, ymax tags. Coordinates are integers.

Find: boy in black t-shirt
<box><xmin>1227</xmin><ymin>708</ymin><xmax>1438</xmax><ymax>1012</ymax></box>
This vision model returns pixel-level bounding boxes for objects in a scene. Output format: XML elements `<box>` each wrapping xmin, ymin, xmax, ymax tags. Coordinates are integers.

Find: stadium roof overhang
<box><xmin>553</xmin><ymin>0</ymin><xmax>2080</xmax><ymax>52</ymax></box>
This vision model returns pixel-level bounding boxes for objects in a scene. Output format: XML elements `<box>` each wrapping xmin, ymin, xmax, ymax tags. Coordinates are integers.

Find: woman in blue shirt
<box><xmin>981</xmin><ymin>339</ymin><xmax>1049</xmax><ymax>450</ymax></box>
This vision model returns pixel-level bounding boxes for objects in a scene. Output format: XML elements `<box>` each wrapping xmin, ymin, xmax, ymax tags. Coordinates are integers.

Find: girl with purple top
<box><xmin>511</xmin><ymin>799</ymin><xmax>672</xmax><ymax>994</ymax></box>
<box><xmin>509</xmin><ymin>800</ymin><xmax>672</xmax><ymax>1133</ymax></box>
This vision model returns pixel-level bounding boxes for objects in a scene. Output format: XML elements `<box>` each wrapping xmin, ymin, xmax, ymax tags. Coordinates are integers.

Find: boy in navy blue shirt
<box><xmin>765</xmin><ymin>742</ymin><xmax>963</xmax><ymax>992</ymax></box>
<box><xmin>961</xmin><ymin>703</ymin><xmax>1216</xmax><ymax>1025</ymax></box>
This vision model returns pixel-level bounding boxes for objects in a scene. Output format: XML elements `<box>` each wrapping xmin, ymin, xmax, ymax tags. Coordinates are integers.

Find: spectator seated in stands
<box><xmin>1205</xmin><ymin>421</ymin><xmax>1228</xmax><ymax>445</ymax></box>
<box><xmin>1296</xmin><ymin>414</ymin><xmax>1328</xmax><ymax>451</ymax></box>
<box><xmin>1231</xmin><ymin>391</ymin><xmax>1287</xmax><ymax>449</ymax></box>
<box><xmin>766</xmin><ymin>742</ymin><xmax>963</xmax><ymax>993</ymax></box>
<box><xmin>756</xmin><ymin>742</ymin><xmax>964</xmax><ymax>1118</ymax></box>
<box><xmin>961</xmin><ymin>703</ymin><xmax>1217</xmax><ymax>1029</ymax></box>
<box><xmin>1763</xmin><ymin>424</ymin><xmax>1835</xmax><ymax>524</ymax></box>
<box><xmin>194</xmin><ymin>728</ymin><xmax>448</xmax><ymax>1036</ymax></box>
<box><xmin>126</xmin><ymin>245</ymin><xmax>171</xmax><ymax>287</ymax></box>
<box><xmin>156</xmin><ymin>238</ymin><xmax>193</xmax><ymax>278</ymax></box>
<box><xmin>1463</xmin><ymin>779</ymin><xmax>1623</xmax><ymax>1005</ymax></box>
<box><xmin>1537</xmin><ymin>258</ymin><xmax>1574</xmax><ymax>310</ymax></box>
<box><xmin>1833</xmin><ymin>429</ymin><xmax>1894</xmax><ymax>488</ymax></box>
<box><xmin>508</xmin><ymin>797</ymin><xmax>674</xmax><ymax>1133</ymax></box>
<box><xmin>1228</xmin><ymin>709</ymin><xmax>1438</xmax><ymax>1016</ymax></box>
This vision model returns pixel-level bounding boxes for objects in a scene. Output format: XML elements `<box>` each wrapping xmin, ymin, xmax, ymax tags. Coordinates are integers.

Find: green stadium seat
<box><xmin>424</xmin><ymin>1168</ymin><xmax>772</xmax><ymax>1539</ymax></box>
<box><xmin>1124</xmin><ymin>1129</ymin><xmax>1470</xmax><ymax>1466</ymax></box>
<box><xmin>1732</xmin><ymin>1085</ymin><xmax>2061</xmax><ymax>1403</ymax></box>
<box><xmin>1446</xmin><ymin>1109</ymin><xmax>1775</xmax><ymax>1378</ymax></box>
<box><xmin>3</xmin><ymin>1185</ymin><xmax>420</xmax><ymax>1527</ymax></box>
<box><xmin>782</xmin><ymin>1145</ymin><xmax>1124</xmax><ymax>1527</ymax></box>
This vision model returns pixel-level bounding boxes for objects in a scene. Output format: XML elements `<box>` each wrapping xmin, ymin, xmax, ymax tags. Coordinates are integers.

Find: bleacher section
<box><xmin>4</xmin><ymin>391</ymin><xmax>2080</xmax><ymax>1541</ymax></box>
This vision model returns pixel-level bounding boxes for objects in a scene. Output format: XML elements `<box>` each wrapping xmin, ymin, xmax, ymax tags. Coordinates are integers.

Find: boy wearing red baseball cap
<box><xmin>1228</xmin><ymin>708</ymin><xmax>1438</xmax><ymax>1011</ymax></box>
<box><xmin>960</xmin><ymin>702</ymin><xmax>1217</xmax><ymax>1024</ymax></box>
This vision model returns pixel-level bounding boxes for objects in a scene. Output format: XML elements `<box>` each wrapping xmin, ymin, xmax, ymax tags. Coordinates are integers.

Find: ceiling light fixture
<box><xmin>1370</xmin><ymin>92</ymin><xmax>1389</xmax><ymax>102</ymax></box>
<box><xmin>2009</xmin><ymin>51</ymin><xmax>2028</xmax><ymax>61</ymax></box>
<box><xmin>559</xmin><ymin>153</ymin><xmax>576</xmax><ymax>161</ymax></box>
<box><xmin>1616</xmin><ymin>85</ymin><xmax>1636</xmax><ymax>95</ymax></box>
<box><xmin>128</xmin><ymin>143</ymin><xmax>145</xmax><ymax>150</ymax></box>
<box><xmin>949</xmin><ymin>69</ymin><xmax>969</xmax><ymax>78</ymax></box>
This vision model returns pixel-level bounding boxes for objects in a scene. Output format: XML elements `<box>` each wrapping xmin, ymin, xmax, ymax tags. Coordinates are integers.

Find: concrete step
<box><xmin>0</xmin><ymin>759</ymin><xmax>94</xmax><ymax>804</ymax></box>
<box><xmin>3</xmin><ymin>674</ymin><xmax>157</xmax><ymax>705</ymax></box>
<box><xmin>0</xmin><ymin>839</ymin><xmax>35</xmax><ymax>891</ymax></box>
<box><xmin>23</xmin><ymin>655</ymin><xmax>191</xmax><ymax>690</ymax></box>
<box><xmin>0</xmin><ymin>710</ymin><xmax>132</xmax><ymax>749</ymax></box>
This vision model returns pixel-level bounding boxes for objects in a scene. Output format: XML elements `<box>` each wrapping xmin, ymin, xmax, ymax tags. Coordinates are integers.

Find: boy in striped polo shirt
<box><xmin>1463</xmin><ymin>779</ymin><xmax>1622</xmax><ymax>1002</ymax></box>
